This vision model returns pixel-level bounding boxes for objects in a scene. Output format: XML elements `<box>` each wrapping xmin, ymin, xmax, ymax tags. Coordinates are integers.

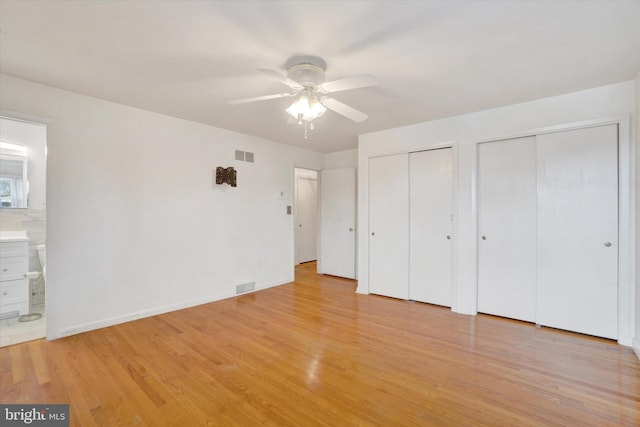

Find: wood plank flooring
<box><xmin>1</xmin><ymin>262</ymin><xmax>639</xmax><ymax>426</ymax></box>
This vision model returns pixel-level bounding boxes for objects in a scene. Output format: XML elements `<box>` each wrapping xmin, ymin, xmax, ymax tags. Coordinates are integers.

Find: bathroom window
<box><xmin>0</xmin><ymin>154</ymin><xmax>28</xmax><ymax>208</ymax></box>
<box><xmin>0</xmin><ymin>176</ymin><xmax>22</xmax><ymax>207</ymax></box>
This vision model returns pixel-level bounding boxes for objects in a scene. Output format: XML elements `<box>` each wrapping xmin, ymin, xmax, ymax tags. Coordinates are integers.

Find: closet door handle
<box><xmin>481</xmin><ymin>235</ymin><xmax>487</xmax><ymax>240</ymax></box>
<box><xmin>604</xmin><ymin>242</ymin><xmax>612</xmax><ymax>247</ymax></box>
<box><xmin>446</xmin><ymin>235</ymin><xmax>451</xmax><ymax>240</ymax></box>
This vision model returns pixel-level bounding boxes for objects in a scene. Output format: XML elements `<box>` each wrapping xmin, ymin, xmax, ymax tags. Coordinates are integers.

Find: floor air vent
<box><xmin>236</xmin><ymin>281</ymin><xmax>255</xmax><ymax>294</ymax></box>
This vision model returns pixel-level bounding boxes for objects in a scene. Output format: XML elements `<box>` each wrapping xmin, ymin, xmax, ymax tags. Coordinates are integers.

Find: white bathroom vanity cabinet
<box><xmin>0</xmin><ymin>232</ymin><xmax>30</xmax><ymax>318</ymax></box>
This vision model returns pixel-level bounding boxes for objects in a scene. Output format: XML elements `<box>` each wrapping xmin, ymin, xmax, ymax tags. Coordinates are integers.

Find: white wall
<box><xmin>0</xmin><ymin>74</ymin><xmax>324</xmax><ymax>339</ymax></box>
<box><xmin>324</xmin><ymin>149</ymin><xmax>357</xmax><ymax>169</ymax></box>
<box><xmin>358</xmin><ymin>80</ymin><xmax>635</xmax><ymax>345</ymax></box>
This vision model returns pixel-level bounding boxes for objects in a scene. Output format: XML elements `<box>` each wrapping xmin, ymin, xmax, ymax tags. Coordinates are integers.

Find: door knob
<box><xmin>349</xmin><ymin>228</ymin><xmax>354</xmax><ymax>232</ymax></box>
<box><xmin>371</xmin><ymin>232</ymin><xmax>375</xmax><ymax>236</ymax></box>
<box><xmin>299</xmin><ymin>224</ymin><xmax>302</xmax><ymax>227</ymax></box>
<box><xmin>604</xmin><ymin>242</ymin><xmax>612</xmax><ymax>247</ymax></box>
<box><xmin>481</xmin><ymin>235</ymin><xmax>487</xmax><ymax>240</ymax></box>
<box><xmin>446</xmin><ymin>235</ymin><xmax>452</xmax><ymax>240</ymax></box>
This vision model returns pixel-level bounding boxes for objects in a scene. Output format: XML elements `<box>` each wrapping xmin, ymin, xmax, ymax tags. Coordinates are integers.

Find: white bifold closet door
<box><xmin>319</xmin><ymin>168</ymin><xmax>356</xmax><ymax>279</ymax></box>
<box><xmin>369</xmin><ymin>154</ymin><xmax>409</xmax><ymax>299</ymax></box>
<box><xmin>536</xmin><ymin>125</ymin><xmax>618</xmax><ymax>339</ymax></box>
<box><xmin>409</xmin><ymin>148</ymin><xmax>454</xmax><ymax>306</ymax></box>
<box><xmin>477</xmin><ymin>137</ymin><xmax>538</xmax><ymax>322</ymax></box>
<box><xmin>477</xmin><ymin>125</ymin><xmax>618</xmax><ymax>339</ymax></box>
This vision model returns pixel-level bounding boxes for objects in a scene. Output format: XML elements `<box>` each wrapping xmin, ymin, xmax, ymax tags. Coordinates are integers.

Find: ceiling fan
<box><xmin>229</xmin><ymin>55</ymin><xmax>378</xmax><ymax>138</ymax></box>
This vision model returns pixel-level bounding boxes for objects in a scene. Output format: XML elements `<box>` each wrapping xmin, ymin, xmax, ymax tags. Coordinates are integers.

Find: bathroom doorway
<box><xmin>0</xmin><ymin>116</ymin><xmax>47</xmax><ymax>347</ymax></box>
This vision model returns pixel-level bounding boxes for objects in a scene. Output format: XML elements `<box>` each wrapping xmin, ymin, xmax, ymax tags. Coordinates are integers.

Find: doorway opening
<box><xmin>0</xmin><ymin>116</ymin><xmax>47</xmax><ymax>347</ymax></box>
<box><xmin>294</xmin><ymin>168</ymin><xmax>318</xmax><ymax>267</ymax></box>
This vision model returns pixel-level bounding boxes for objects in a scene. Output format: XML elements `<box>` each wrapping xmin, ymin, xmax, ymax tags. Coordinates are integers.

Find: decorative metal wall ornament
<box><xmin>216</xmin><ymin>166</ymin><xmax>237</xmax><ymax>187</ymax></box>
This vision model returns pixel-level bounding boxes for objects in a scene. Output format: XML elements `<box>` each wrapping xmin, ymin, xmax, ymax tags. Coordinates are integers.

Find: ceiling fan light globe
<box><xmin>299</xmin><ymin>98</ymin><xmax>326</xmax><ymax>121</ymax></box>
<box><xmin>286</xmin><ymin>95</ymin><xmax>310</xmax><ymax>118</ymax></box>
<box><xmin>286</xmin><ymin>94</ymin><xmax>326</xmax><ymax>121</ymax></box>
<box><xmin>309</xmin><ymin>98</ymin><xmax>327</xmax><ymax>116</ymax></box>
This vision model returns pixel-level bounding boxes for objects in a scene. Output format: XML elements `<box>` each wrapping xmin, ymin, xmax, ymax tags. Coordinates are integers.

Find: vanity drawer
<box><xmin>0</xmin><ymin>256</ymin><xmax>28</xmax><ymax>281</ymax></box>
<box><xmin>0</xmin><ymin>241</ymin><xmax>28</xmax><ymax>257</ymax></box>
<box><xmin>0</xmin><ymin>279</ymin><xmax>28</xmax><ymax>306</ymax></box>
<box><xmin>0</xmin><ymin>301</ymin><xmax>29</xmax><ymax>317</ymax></box>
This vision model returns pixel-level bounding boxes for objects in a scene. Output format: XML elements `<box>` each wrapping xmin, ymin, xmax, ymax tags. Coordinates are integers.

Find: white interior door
<box><xmin>369</xmin><ymin>154</ymin><xmax>409</xmax><ymax>299</ymax></box>
<box><xmin>295</xmin><ymin>176</ymin><xmax>318</xmax><ymax>264</ymax></box>
<box><xmin>319</xmin><ymin>168</ymin><xmax>356</xmax><ymax>279</ymax></box>
<box><xmin>409</xmin><ymin>148</ymin><xmax>453</xmax><ymax>306</ymax></box>
<box><xmin>536</xmin><ymin>124</ymin><xmax>618</xmax><ymax>339</ymax></box>
<box><xmin>477</xmin><ymin>137</ymin><xmax>537</xmax><ymax>322</ymax></box>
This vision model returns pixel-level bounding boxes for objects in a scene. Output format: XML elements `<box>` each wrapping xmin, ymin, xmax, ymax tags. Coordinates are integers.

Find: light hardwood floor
<box><xmin>1</xmin><ymin>262</ymin><xmax>639</xmax><ymax>426</ymax></box>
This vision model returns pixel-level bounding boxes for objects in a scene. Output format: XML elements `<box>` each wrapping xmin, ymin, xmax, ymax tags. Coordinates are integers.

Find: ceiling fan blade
<box><xmin>322</xmin><ymin>97</ymin><xmax>368</xmax><ymax>123</ymax></box>
<box><xmin>229</xmin><ymin>93</ymin><xmax>293</xmax><ymax>105</ymax></box>
<box><xmin>319</xmin><ymin>74</ymin><xmax>378</xmax><ymax>94</ymax></box>
<box><xmin>257</xmin><ymin>67</ymin><xmax>303</xmax><ymax>90</ymax></box>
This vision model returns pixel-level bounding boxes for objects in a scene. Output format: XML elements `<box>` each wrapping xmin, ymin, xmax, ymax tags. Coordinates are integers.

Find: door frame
<box><xmin>472</xmin><ymin>115</ymin><xmax>633</xmax><ymax>346</ymax></box>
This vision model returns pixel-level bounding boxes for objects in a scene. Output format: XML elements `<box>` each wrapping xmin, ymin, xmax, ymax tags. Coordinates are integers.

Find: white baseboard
<box><xmin>617</xmin><ymin>334</ymin><xmax>632</xmax><ymax>347</ymax></box>
<box><xmin>53</xmin><ymin>279</ymin><xmax>290</xmax><ymax>339</ymax></box>
<box><xmin>452</xmin><ymin>307</ymin><xmax>476</xmax><ymax>316</ymax></box>
<box><xmin>632</xmin><ymin>337</ymin><xmax>640</xmax><ymax>361</ymax></box>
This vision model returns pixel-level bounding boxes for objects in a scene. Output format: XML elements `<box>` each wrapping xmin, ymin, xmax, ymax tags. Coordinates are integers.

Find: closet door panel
<box><xmin>477</xmin><ymin>137</ymin><xmax>537</xmax><ymax>322</ymax></box>
<box><xmin>319</xmin><ymin>168</ymin><xmax>356</xmax><ymax>279</ymax></box>
<box><xmin>369</xmin><ymin>154</ymin><xmax>409</xmax><ymax>299</ymax></box>
<box><xmin>409</xmin><ymin>148</ymin><xmax>453</xmax><ymax>306</ymax></box>
<box><xmin>536</xmin><ymin>125</ymin><xmax>618</xmax><ymax>339</ymax></box>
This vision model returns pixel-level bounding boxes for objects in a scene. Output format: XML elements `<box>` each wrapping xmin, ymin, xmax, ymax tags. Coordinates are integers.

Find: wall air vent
<box><xmin>235</xmin><ymin>281</ymin><xmax>255</xmax><ymax>294</ymax></box>
<box><xmin>234</xmin><ymin>150</ymin><xmax>255</xmax><ymax>163</ymax></box>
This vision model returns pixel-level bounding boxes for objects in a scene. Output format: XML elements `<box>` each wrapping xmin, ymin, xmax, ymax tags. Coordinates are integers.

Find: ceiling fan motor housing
<box><xmin>285</xmin><ymin>55</ymin><xmax>327</xmax><ymax>88</ymax></box>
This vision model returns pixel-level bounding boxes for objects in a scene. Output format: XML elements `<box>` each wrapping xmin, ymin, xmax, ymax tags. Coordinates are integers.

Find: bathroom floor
<box><xmin>0</xmin><ymin>303</ymin><xmax>46</xmax><ymax>347</ymax></box>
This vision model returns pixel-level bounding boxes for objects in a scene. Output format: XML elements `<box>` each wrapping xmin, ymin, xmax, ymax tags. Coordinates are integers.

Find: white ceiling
<box><xmin>1</xmin><ymin>1</ymin><xmax>639</xmax><ymax>153</ymax></box>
